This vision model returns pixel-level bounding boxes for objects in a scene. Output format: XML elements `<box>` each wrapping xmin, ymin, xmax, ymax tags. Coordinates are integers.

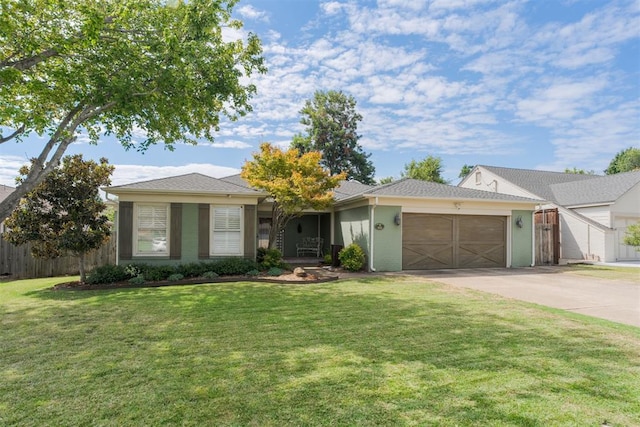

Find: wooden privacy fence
<box><xmin>0</xmin><ymin>234</ymin><xmax>116</xmax><ymax>279</ymax></box>
<box><xmin>534</xmin><ymin>209</ymin><xmax>559</xmax><ymax>265</ymax></box>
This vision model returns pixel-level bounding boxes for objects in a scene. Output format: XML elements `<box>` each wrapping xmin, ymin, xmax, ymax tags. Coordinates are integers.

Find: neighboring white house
<box><xmin>0</xmin><ymin>185</ymin><xmax>14</xmax><ymax>233</ymax></box>
<box><xmin>459</xmin><ymin>166</ymin><xmax>640</xmax><ymax>263</ymax></box>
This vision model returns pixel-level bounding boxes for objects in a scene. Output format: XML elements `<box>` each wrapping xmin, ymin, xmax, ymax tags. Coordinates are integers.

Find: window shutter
<box><xmin>211</xmin><ymin>206</ymin><xmax>242</xmax><ymax>256</ymax></box>
<box><xmin>212</xmin><ymin>231</ymin><xmax>241</xmax><ymax>254</ymax></box>
<box><xmin>138</xmin><ymin>205</ymin><xmax>167</xmax><ymax>228</ymax></box>
<box><xmin>213</xmin><ymin>207</ymin><xmax>241</xmax><ymax>230</ymax></box>
<box><xmin>119</xmin><ymin>202</ymin><xmax>133</xmax><ymax>260</ymax></box>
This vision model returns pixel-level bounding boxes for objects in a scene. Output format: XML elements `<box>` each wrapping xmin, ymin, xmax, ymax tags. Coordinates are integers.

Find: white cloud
<box><xmin>237</xmin><ymin>5</ymin><xmax>269</xmax><ymax>22</ymax></box>
<box><xmin>516</xmin><ymin>77</ymin><xmax>609</xmax><ymax>124</ymax></box>
<box><xmin>320</xmin><ymin>1</ymin><xmax>344</xmax><ymax>15</ymax></box>
<box><xmin>232</xmin><ymin>0</ymin><xmax>638</xmax><ymax>174</ymax></box>
<box><xmin>201</xmin><ymin>139</ymin><xmax>252</xmax><ymax>149</ymax></box>
<box><xmin>0</xmin><ymin>155</ymin><xmax>28</xmax><ymax>186</ymax></box>
<box><xmin>110</xmin><ymin>163</ymin><xmax>240</xmax><ymax>186</ymax></box>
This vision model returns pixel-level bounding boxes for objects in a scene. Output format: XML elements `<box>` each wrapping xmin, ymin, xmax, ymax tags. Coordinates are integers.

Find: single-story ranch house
<box><xmin>105</xmin><ymin>173</ymin><xmax>539</xmax><ymax>272</ymax></box>
<box><xmin>459</xmin><ymin>166</ymin><xmax>640</xmax><ymax>263</ymax></box>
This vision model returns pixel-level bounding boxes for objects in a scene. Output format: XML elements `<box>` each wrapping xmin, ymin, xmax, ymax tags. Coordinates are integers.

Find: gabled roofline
<box><xmin>103</xmin><ymin>187</ymin><xmax>267</xmax><ymax>197</ymax></box>
<box><xmin>459</xmin><ymin>165</ymin><xmax>545</xmax><ymax>201</ymax></box>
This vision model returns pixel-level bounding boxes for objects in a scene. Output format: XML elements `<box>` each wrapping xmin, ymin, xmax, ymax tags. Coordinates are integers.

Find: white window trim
<box><xmin>210</xmin><ymin>205</ymin><xmax>244</xmax><ymax>256</ymax></box>
<box><xmin>133</xmin><ymin>203</ymin><xmax>170</xmax><ymax>257</ymax></box>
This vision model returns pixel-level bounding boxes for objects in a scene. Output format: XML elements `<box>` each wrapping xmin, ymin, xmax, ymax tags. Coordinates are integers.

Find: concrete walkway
<box><xmin>400</xmin><ymin>266</ymin><xmax>640</xmax><ymax>327</ymax></box>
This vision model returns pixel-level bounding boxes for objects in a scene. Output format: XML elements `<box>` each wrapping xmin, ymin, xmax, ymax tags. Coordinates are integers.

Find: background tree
<box><xmin>0</xmin><ymin>0</ymin><xmax>265</xmax><ymax>221</ymax></box>
<box><xmin>459</xmin><ymin>164</ymin><xmax>474</xmax><ymax>178</ymax></box>
<box><xmin>241</xmin><ymin>143</ymin><xmax>345</xmax><ymax>248</ymax></box>
<box><xmin>623</xmin><ymin>222</ymin><xmax>640</xmax><ymax>251</ymax></box>
<box><xmin>291</xmin><ymin>90</ymin><xmax>375</xmax><ymax>184</ymax></box>
<box><xmin>401</xmin><ymin>156</ymin><xmax>448</xmax><ymax>184</ymax></box>
<box><xmin>3</xmin><ymin>155</ymin><xmax>114</xmax><ymax>282</ymax></box>
<box><xmin>378</xmin><ymin>177</ymin><xmax>395</xmax><ymax>185</ymax></box>
<box><xmin>605</xmin><ymin>147</ymin><xmax>640</xmax><ymax>175</ymax></box>
<box><xmin>564</xmin><ymin>167</ymin><xmax>596</xmax><ymax>174</ymax></box>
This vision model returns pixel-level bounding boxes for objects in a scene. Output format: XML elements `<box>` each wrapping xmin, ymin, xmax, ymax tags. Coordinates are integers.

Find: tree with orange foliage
<box><xmin>241</xmin><ymin>143</ymin><xmax>345</xmax><ymax>248</ymax></box>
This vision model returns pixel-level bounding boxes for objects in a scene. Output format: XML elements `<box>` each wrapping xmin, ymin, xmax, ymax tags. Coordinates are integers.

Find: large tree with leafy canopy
<box><xmin>402</xmin><ymin>156</ymin><xmax>448</xmax><ymax>184</ymax></box>
<box><xmin>0</xmin><ymin>0</ymin><xmax>265</xmax><ymax>221</ymax></box>
<box><xmin>3</xmin><ymin>155</ymin><xmax>114</xmax><ymax>282</ymax></box>
<box><xmin>458</xmin><ymin>164</ymin><xmax>474</xmax><ymax>179</ymax></box>
<box><xmin>291</xmin><ymin>90</ymin><xmax>375</xmax><ymax>184</ymax></box>
<box><xmin>605</xmin><ymin>147</ymin><xmax>640</xmax><ymax>175</ymax></box>
<box><xmin>241</xmin><ymin>143</ymin><xmax>345</xmax><ymax>249</ymax></box>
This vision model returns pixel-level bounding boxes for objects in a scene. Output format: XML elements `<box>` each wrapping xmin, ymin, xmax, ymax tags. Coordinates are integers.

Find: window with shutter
<box><xmin>134</xmin><ymin>203</ymin><xmax>170</xmax><ymax>256</ymax></box>
<box><xmin>210</xmin><ymin>206</ymin><xmax>243</xmax><ymax>256</ymax></box>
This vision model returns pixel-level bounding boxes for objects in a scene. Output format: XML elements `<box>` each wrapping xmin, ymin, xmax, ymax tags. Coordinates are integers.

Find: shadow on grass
<box><xmin>4</xmin><ymin>279</ymin><xmax>640</xmax><ymax>425</ymax></box>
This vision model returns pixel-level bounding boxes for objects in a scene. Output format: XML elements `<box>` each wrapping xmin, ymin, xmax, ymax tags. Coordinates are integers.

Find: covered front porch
<box><xmin>258</xmin><ymin>212</ymin><xmax>332</xmax><ymax>259</ymax></box>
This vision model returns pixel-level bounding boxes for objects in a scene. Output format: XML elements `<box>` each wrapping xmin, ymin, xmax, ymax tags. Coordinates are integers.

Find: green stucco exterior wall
<box><xmin>371</xmin><ymin>206</ymin><xmax>403</xmax><ymax>271</ymax></box>
<box><xmin>335</xmin><ymin>206</ymin><xmax>370</xmax><ymax>261</ymax></box>
<box><xmin>335</xmin><ymin>205</ymin><xmax>403</xmax><ymax>271</ymax></box>
<box><xmin>511</xmin><ymin>210</ymin><xmax>533</xmax><ymax>267</ymax></box>
<box><xmin>180</xmin><ymin>203</ymin><xmax>199</xmax><ymax>263</ymax></box>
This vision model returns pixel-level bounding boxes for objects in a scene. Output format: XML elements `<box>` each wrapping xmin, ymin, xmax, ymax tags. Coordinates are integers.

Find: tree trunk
<box><xmin>78</xmin><ymin>253</ymin><xmax>86</xmax><ymax>283</ymax></box>
<box><xmin>267</xmin><ymin>204</ymin><xmax>296</xmax><ymax>251</ymax></box>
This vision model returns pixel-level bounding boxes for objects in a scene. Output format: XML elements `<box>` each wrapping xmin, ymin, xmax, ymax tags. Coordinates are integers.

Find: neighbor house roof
<box><xmin>0</xmin><ymin>185</ymin><xmax>14</xmax><ymax>204</ymax></box>
<box><xmin>106</xmin><ymin>173</ymin><xmax>263</xmax><ymax>195</ymax></box>
<box><xmin>354</xmin><ymin>178</ymin><xmax>539</xmax><ymax>203</ymax></box>
<box><xmin>478</xmin><ymin>165</ymin><xmax>598</xmax><ymax>202</ymax></box>
<box><xmin>549</xmin><ymin>170</ymin><xmax>640</xmax><ymax>207</ymax></box>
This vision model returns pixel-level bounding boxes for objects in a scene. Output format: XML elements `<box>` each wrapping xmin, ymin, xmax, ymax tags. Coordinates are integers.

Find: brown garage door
<box><xmin>402</xmin><ymin>213</ymin><xmax>506</xmax><ymax>270</ymax></box>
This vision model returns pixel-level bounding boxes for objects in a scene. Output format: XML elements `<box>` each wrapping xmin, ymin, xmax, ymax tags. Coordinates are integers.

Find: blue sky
<box><xmin>1</xmin><ymin>0</ymin><xmax>639</xmax><ymax>187</ymax></box>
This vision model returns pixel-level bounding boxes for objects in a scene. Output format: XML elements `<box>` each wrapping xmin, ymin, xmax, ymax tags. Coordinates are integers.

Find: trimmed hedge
<box><xmin>86</xmin><ymin>258</ymin><xmax>261</xmax><ymax>285</ymax></box>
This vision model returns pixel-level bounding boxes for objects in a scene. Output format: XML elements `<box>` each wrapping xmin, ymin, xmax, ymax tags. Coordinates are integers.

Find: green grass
<box><xmin>564</xmin><ymin>264</ymin><xmax>640</xmax><ymax>283</ymax></box>
<box><xmin>1</xmin><ymin>277</ymin><xmax>639</xmax><ymax>426</ymax></box>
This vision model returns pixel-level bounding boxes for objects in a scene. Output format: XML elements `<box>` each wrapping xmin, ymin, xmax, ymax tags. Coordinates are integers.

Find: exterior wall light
<box><xmin>394</xmin><ymin>213</ymin><xmax>401</xmax><ymax>226</ymax></box>
<box><xmin>515</xmin><ymin>216</ymin><xmax>523</xmax><ymax>228</ymax></box>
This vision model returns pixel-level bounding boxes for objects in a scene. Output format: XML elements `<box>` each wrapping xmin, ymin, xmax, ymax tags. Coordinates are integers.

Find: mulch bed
<box><xmin>51</xmin><ymin>270</ymin><xmax>340</xmax><ymax>291</ymax></box>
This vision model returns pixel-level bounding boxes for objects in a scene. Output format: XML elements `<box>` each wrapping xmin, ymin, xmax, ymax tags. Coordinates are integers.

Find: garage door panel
<box><xmin>403</xmin><ymin>214</ymin><xmax>453</xmax><ymax>242</ymax></box>
<box><xmin>458</xmin><ymin>244</ymin><xmax>505</xmax><ymax>267</ymax></box>
<box><xmin>403</xmin><ymin>243</ymin><xmax>453</xmax><ymax>269</ymax></box>
<box><xmin>402</xmin><ymin>214</ymin><xmax>506</xmax><ymax>270</ymax></box>
<box><xmin>459</xmin><ymin>216</ymin><xmax>506</xmax><ymax>242</ymax></box>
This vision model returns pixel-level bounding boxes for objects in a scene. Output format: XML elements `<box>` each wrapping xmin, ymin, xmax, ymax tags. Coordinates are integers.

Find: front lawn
<box><xmin>565</xmin><ymin>264</ymin><xmax>640</xmax><ymax>283</ymax></box>
<box><xmin>1</xmin><ymin>277</ymin><xmax>639</xmax><ymax>426</ymax></box>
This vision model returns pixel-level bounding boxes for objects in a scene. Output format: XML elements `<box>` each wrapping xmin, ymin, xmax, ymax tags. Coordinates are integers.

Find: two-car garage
<box><xmin>402</xmin><ymin>213</ymin><xmax>507</xmax><ymax>270</ymax></box>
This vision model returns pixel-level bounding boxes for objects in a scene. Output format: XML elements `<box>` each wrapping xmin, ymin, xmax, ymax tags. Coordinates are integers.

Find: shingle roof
<box><xmin>334</xmin><ymin>180</ymin><xmax>375</xmax><ymax>201</ymax></box>
<box><xmin>479</xmin><ymin>165</ymin><xmax>597</xmax><ymax>201</ymax></box>
<box><xmin>550</xmin><ymin>170</ymin><xmax>640</xmax><ymax>206</ymax></box>
<box><xmin>220</xmin><ymin>174</ymin><xmax>374</xmax><ymax>201</ymax></box>
<box><xmin>363</xmin><ymin>178</ymin><xmax>538</xmax><ymax>202</ymax></box>
<box><xmin>219</xmin><ymin>174</ymin><xmax>251</xmax><ymax>188</ymax></box>
<box><xmin>107</xmin><ymin>173</ymin><xmax>261</xmax><ymax>195</ymax></box>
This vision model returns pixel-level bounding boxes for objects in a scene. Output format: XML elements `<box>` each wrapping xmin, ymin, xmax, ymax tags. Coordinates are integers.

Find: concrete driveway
<box><xmin>402</xmin><ymin>266</ymin><xmax>640</xmax><ymax>327</ymax></box>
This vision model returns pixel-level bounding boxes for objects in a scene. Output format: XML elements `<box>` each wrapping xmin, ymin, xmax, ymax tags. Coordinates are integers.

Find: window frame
<box><xmin>133</xmin><ymin>203</ymin><xmax>170</xmax><ymax>257</ymax></box>
<box><xmin>210</xmin><ymin>205</ymin><xmax>244</xmax><ymax>257</ymax></box>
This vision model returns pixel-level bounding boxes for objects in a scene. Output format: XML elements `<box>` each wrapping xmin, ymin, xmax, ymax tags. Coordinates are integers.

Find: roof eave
<box><xmin>565</xmin><ymin>201</ymin><xmax>614</xmax><ymax>209</ymax></box>
<box><xmin>103</xmin><ymin>187</ymin><xmax>266</xmax><ymax>197</ymax></box>
<box><xmin>341</xmin><ymin>193</ymin><xmax>539</xmax><ymax>205</ymax></box>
